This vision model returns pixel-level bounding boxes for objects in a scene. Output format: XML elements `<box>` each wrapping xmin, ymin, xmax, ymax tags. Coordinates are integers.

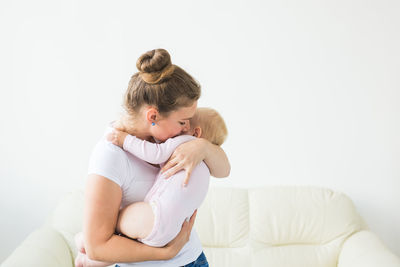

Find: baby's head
<box><xmin>187</xmin><ymin>107</ymin><xmax>227</xmax><ymax>146</ymax></box>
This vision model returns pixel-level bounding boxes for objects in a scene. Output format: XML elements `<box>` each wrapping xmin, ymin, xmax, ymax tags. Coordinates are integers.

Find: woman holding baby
<box><xmin>75</xmin><ymin>48</ymin><xmax>230</xmax><ymax>267</ymax></box>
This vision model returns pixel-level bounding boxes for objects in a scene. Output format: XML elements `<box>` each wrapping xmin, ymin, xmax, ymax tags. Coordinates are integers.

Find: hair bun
<box><xmin>136</xmin><ymin>48</ymin><xmax>171</xmax><ymax>73</ymax></box>
<box><xmin>136</xmin><ymin>49</ymin><xmax>175</xmax><ymax>84</ymax></box>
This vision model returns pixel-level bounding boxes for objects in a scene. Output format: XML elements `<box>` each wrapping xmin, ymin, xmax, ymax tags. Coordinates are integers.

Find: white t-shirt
<box><xmin>87</xmin><ymin>124</ymin><xmax>203</xmax><ymax>267</ymax></box>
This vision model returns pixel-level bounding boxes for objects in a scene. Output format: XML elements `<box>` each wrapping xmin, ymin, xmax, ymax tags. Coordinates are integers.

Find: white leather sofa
<box><xmin>2</xmin><ymin>186</ymin><xmax>400</xmax><ymax>267</ymax></box>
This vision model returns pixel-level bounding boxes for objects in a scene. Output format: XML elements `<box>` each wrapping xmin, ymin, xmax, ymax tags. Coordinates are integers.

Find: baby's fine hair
<box><xmin>191</xmin><ymin>108</ymin><xmax>228</xmax><ymax>146</ymax></box>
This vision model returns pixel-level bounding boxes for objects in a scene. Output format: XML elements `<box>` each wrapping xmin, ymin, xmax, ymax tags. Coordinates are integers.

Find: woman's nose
<box><xmin>181</xmin><ymin>126</ymin><xmax>188</xmax><ymax>134</ymax></box>
<box><xmin>181</xmin><ymin>121</ymin><xmax>190</xmax><ymax>133</ymax></box>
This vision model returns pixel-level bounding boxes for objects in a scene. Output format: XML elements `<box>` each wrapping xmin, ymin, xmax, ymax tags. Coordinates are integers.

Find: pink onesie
<box><xmin>122</xmin><ymin>134</ymin><xmax>210</xmax><ymax>247</ymax></box>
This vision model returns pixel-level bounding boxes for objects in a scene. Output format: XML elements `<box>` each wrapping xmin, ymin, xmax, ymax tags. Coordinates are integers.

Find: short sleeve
<box><xmin>87</xmin><ymin>139</ymin><xmax>129</xmax><ymax>187</ymax></box>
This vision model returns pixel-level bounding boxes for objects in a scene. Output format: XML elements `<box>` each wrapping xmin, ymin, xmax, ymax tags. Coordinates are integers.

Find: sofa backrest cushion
<box><xmin>195</xmin><ymin>186</ymin><xmax>363</xmax><ymax>247</ymax></box>
<box><xmin>248</xmin><ymin>186</ymin><xmax>363</xmax><ymax>245</ymax></box>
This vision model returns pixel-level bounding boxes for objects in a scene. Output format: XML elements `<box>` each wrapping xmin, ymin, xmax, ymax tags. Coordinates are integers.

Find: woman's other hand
<box><xmin>164</xmin><ymin>210</ymin><xmax>197</xmax><ymax>259</ymax></box>
<box><xmin>161</xmin><ymin>138</ymin><xmax>208</xmax><ymax>186</ymax></box>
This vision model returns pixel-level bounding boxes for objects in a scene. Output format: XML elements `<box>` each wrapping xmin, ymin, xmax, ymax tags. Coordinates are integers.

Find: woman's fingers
<box><xmin>163</xmin><ymin>163</ymin><xmax>194</xmax><ymax>187</ymax></box>
<box><xmin>163</xmin><ymin>162</ymin><xmax>182</xmax><ymax>179</ymax></box>
<box><xmin>181</xmin><ymin>210</ymin><xmax>196</xmax><ymax>238</ymax></box>
<box><xmin>188</xmin><ymin>210</ymin><xmax>197</xmax><ymax>231</ymax></box>
<box><xmin>161</xmin><ymin>157</ymin><xmax>177</xmax><ymax>173</ymax></box>
<box><xmin>189</xmin><ymin>210</ymin><xmax>197</xmax><ymax>224</ymax></box>
<box><xmin>164</xmin><ymin>211</ymin><xmax>197</xmax><ymax>258</ymax></box>
<box><xmin>182</xmin><ymin>169</ymin><xmax>193</xmax><ymax>187</ymax></box>
<box><xmin>181</xmin><ymin>210</ymin><xmax>197</xmax><ymax>239</ymax></box>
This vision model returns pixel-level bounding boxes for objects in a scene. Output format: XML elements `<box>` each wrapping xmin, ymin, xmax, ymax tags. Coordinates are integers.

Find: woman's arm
<box><xmin>83</xmin><ymin>174</ymin><xmax>195</xmax><ymax>262</ymax></box>
<box><xmin>161</xmin><ymin>138</ymin><xmax>231</xmax><ymax>185</ymax></box>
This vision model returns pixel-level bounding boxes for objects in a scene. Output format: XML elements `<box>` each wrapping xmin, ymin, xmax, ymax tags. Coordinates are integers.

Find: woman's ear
<box><xmin>146</xmin><ymin>107</ymin><xmax>159</xmax><ymax>124</ymax></box>
<box><xmin>193</xmin><ymin>127</ymin><xmax>202</xmax><ymax>138</ymax></box>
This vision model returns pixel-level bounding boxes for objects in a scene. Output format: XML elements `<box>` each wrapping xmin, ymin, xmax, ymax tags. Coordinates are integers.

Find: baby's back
<box><xmin>140</xmin><ymin>161</ymin><xmax>210</xmax><ymax>247</ymax></box>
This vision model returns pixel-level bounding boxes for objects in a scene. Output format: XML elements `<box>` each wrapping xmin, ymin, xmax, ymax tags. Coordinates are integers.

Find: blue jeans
<box><xmin>115</xmin><ymin>251</ymin><xmax>208</xmax><ymax>267</ymax></box>
<box><xmin>182</xmin><ymin>251</ymin><xmax>209</xmax><ymax>267</ymax></box>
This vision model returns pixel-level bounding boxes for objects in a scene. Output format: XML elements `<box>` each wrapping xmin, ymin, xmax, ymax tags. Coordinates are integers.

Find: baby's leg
<box><xmin>116</xmin><ymin>201</ymin><xmax>155</xmax><ymax>240</ymax></box>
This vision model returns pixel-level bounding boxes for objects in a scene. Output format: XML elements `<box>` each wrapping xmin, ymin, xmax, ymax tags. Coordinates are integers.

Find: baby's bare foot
<box><xmin>75</xmin><ymin>252</ymin><xmax>114</xmax><ymax>267</ymax></box>
<box><xmin>74</xmin><ymin>251</ymin><xmax>86</xmax><ymax>267</ymax></box>
<box><xmin>74</xmin><ymin>232</ymin><xmax>113</xmax><ymax>267</ymax></box>
<box><xmin>74</xmin><ymin>232</ymin><xmax>86</xmax><ymax>253</ymax></box>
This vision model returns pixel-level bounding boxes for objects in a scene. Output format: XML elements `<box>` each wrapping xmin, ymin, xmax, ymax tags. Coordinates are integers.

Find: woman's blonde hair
<box><xmin>191</xmin><ymin>108</ymin><xmax>228</xmax><ymax>146</ymax></box>
<box><xmin>123</xmin><ymin>49</ymin><xmax>201</xmax><ymax>118</ymax></box>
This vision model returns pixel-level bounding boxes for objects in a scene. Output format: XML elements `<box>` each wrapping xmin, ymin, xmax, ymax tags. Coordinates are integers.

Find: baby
<box><xmin>75</xmin><ymin>107</ymin><xmax>227</xmax><ymax>267</ymax></box>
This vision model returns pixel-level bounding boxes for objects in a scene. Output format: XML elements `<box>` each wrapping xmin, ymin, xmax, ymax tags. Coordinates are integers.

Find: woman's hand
<box><xmin>164</xmin><ymin>210</ymin><xmax>197</xmax><ymax>259</ymax></box>
<box><xmin>161</xmin><ymin>138</ymin><xmax>208</xmax><ymax>186</ymax></box>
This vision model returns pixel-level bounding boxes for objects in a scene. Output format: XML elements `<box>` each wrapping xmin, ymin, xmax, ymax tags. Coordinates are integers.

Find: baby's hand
<box><xmin>107</xmin><ymin>129</ymin><xmax>128</xmax><ymax>148</ymax></box>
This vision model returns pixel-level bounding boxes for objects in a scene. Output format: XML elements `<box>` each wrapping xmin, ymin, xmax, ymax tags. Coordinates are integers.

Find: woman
<box><xmin>82</xmin><ymin>48</ymin><xmax>230</xmax><ymax>267</ymax></box>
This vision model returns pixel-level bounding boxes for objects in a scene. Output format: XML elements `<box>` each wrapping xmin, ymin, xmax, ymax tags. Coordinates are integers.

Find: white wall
<box><xmin>1</xmin><ymin>0</ymin><xmax>399</xmax><ymax>262</ymax></box>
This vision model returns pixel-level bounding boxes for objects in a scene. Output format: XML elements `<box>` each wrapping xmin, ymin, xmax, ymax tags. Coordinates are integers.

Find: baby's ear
<box><xmin>193</xmin><ymin>127</ymin><xmax>202</xmax><ymax>138</ymax></box>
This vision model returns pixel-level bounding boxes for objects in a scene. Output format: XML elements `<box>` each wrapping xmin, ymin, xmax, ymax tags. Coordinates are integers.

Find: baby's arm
<box><xmin>108</xmin><ymin>129</ymin><xmax>195</xmax><ymax>164</ymax></box>
<box><xmin>106</xmin><ymin>129</ymin><xmax>128</xmax><ymax>148</ymax></box>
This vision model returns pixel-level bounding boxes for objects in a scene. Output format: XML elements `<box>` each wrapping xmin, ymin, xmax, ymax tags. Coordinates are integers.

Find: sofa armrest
<box><xmin>1</xmin><ymin>226</ymin><xmax>74</xmax><ymax>267</ymax></box>
<box><xmin>338</xmin><ymin>230</ymin><xmax>400</xmax><ymax>267</ymax></box>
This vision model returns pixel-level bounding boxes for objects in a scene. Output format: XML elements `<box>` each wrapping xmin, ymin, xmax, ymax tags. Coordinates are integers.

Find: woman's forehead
<box><xmin>172</xmin><ymin>102</ymin><xmax>197</xmax><ymax>119</ymax></box>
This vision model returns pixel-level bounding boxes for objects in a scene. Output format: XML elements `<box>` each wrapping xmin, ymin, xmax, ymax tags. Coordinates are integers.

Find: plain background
<box><xmin>1</xmin><ymin>0</ymin><xmax>399</xmax><ymax>262</ymax></box>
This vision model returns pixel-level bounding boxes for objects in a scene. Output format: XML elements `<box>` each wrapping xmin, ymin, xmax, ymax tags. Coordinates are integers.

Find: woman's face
<box><xmin>150</xmin><ymin>101</ymin><xmax>197</xmax><ymax>142</ymax></box>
